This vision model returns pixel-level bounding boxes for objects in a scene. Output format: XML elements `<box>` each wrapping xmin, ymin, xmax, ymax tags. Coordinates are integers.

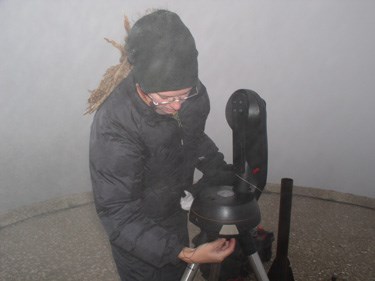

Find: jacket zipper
<box><xmin>173</xmin><ymin>112</ymin><xmax>184</xmax><ymax>146</ymax></box>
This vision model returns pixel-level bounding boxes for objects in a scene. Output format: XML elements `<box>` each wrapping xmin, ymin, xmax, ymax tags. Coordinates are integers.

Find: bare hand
<box><xmin>178</xmin><ymin>238</ymin><xmax>236</xmax><ymax>264</ymax></box>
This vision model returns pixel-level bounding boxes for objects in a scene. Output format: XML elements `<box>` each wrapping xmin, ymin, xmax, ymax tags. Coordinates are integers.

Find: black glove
<box><xmin>189</xmin><ymin>164</ymin><xmax>235</xmax><ymax>197</ymax></box>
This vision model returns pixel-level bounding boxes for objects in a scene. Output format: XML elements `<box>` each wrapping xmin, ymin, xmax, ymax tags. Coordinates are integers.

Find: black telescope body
<box><xmin>189</xmin><ymin>89</ymin><xmax>268</xmax><ymax>235</ymax></box>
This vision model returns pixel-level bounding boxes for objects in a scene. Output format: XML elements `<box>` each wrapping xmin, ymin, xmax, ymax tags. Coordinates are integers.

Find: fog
<box><xmin>1</xmin><ymin>0</ymin><xmax>374</xmax><ymax>214</ymax></box>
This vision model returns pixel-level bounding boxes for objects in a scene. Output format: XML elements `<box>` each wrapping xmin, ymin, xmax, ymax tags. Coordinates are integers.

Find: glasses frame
<box><xmin>148</xmin><ymin>86</ymin><xmax>199</xmax><ymax>106</ymax></box>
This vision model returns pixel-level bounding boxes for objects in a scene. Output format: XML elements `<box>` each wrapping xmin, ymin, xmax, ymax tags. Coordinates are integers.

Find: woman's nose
<box><xmin>170</xmin><ymin>100</ymin><xmax>182</xmax><ymax>111</ymax></box>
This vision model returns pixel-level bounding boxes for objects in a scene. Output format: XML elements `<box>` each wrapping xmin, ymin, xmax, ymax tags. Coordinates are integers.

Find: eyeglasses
<box><xmin>148</xmin><ymin>86</ymin><xmax>199</xmax><ymax>106</ymax></box>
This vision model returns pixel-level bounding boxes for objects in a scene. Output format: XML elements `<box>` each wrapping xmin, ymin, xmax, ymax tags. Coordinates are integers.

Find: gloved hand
<box><xmin>188</xmin><ymin>164</ymin><xmax>235</xmax><ymax>197</ymax></box>
<box><xmin>180</xmin><ymin>190</ymin><xmax>194</xmax><ymax>211</ymax></box>
<box><xmin>205</xmin><ymin>163</ymin><xmax>235</xmax><ymax>186</ymax></box>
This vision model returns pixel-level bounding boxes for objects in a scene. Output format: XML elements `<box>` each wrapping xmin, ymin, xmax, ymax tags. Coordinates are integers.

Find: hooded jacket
<box><xmin>89</xmin><ymin>72</ymin><xmax>228</xmax><ymax>270</ymax></box>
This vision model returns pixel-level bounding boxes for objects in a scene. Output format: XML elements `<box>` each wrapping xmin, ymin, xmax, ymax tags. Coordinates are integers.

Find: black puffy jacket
<box><xmin>89</xmin><ymin>72</ymin><xmax>228</xmax><ymax>269</ymax></box>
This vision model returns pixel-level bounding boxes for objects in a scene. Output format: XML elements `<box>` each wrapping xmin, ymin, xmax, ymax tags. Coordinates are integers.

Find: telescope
<box><xmin>181</xmin><ymin>89</ymin><xmax>270</xmax><ymax>281</ymax></box>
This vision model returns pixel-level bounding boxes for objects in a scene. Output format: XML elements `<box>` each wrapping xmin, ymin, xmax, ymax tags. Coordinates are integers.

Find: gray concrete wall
<box><xmin>1</xmin><ymin>0</ymin><xmax>374</xmax><ymax>213</ymax></box>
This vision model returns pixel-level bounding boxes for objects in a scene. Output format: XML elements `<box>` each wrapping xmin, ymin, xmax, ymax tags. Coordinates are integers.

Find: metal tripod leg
<box><xmin>179</xmin><ymin>252</ymin><xmax>269</xmax><ymax>281</ymax></box>
<box><xmin>179</xmin><ymin>262</ymin><xmax>221</xmax><ymax>281</ymax></box>
<box><xmin>237</xmin><ymin>232</ymin><xmax>270</xmax><ymax>281</ymax></box>
<box><xmin>208</xmin><ymin>263</ymin><xmax>221</xmax><ymax>281</ymax></box>
<box><xmin>248</xmin><ymin>252</ymin><xmax>270</xmax><ymax>281</ymax></box>
<box><xmin>180</xmin><ymin>263</ymin><xmax>200</xmax><ymax>281</ymax></box>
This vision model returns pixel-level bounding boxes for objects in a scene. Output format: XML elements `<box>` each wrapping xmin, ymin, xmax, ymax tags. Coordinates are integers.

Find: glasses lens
<box><xmin>151</xmin><ymin>86</ymin><xmax>198</xmax><ymax>105</ymax></box>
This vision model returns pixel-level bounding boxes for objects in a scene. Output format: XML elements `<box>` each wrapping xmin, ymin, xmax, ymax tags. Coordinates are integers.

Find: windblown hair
<box><xmin>84</xmin><ymin>16</ymin><xmax>133</xmax><ymax>115</ymax></box>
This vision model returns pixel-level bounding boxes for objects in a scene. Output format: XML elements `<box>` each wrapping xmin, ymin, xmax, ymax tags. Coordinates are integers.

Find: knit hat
<box><xmin>126</xmin><ymin>10</ymin><xmax>198</xmax><ymax>93</ymax></box>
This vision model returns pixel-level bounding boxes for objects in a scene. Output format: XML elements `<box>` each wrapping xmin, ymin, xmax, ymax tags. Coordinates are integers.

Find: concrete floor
<box><xmin>1</xmin><ymin>185</ymin><xmax>374</xmax><ymax>281</ymax></box>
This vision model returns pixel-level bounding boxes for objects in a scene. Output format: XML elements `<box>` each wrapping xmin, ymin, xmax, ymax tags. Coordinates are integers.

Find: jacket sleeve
<box><xmin>189</xmin><ymin>133</ymin><xmax>234</xmax><ymax>196</ymax></box>
<box><xmin>184</xmin><ymin>84</ymin><xmax>234</xmax><ymax>196</ymax></box>
<box><xmin>89</xmin><ymin>110</ymin><xmax>184</xmax><ymax>268</ymax></box>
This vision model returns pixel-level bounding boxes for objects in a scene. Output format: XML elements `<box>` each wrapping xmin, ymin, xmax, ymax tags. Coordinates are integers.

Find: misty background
<box><xmin>1</xmin><ymin>0</ymin><xmax>374</xmax><ymax>214</ymax></box>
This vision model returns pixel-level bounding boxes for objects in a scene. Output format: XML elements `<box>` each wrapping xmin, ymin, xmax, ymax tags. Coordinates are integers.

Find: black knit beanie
<box><xmin>126</xmin><ymin>10</ymin><xmax>198</xmax><ymax>93</ymax></box>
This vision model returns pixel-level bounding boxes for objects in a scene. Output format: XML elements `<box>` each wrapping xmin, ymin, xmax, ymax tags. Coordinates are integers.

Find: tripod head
<box><xmin>189</xmin><ymin>89</ymin><xmax>268</xmax><ymax>236</ymax></box>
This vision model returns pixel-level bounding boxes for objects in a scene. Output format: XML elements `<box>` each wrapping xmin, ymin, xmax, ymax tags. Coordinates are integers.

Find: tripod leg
<box><xmin>208</xmin><ymin>263</ymin><xmax>221</xmax><ymax>281</ymax></box>
<box><xmin>237</xmin><ymin>232</ymin><xmax>269</xmax><ymax>281</ymax></box>
<box><xmin>180</xmin><ymin>263</ymin><xmax>200</xmax><ymax>281</ymax></box>
<box><xmin>248</xmin><ymin>252</ymin><xmax>270</xmax><ymax>281</ymax></box>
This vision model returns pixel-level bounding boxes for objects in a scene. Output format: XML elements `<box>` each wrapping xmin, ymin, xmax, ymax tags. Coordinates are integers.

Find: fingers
<box><xmin>214</xmin><ymin>238</ymin><xmax>235</xmax><ymax>262</ymax></box>
<box><xmin>226</xmin><ymin>238</ymin><xmax>236</xmax><ymax>252</ymax></box>
<box><xmin>214</xmin><ymin>238</ymin><xmax>229</xmax><ymax>250</ymax></box>
<box><xmin>222</xmin><ymin>238</ymin><xmax>236</xmax><ymax>253</ymax></box>
<box><xmin>214</xmin><ymin>238</ymin><xmax>236</xmax><ymax>249</ymax></box>
<box><xmin>211</xmin><ymin>238</ymin><xmax>236</xmax><ymax>256</ymax></box>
